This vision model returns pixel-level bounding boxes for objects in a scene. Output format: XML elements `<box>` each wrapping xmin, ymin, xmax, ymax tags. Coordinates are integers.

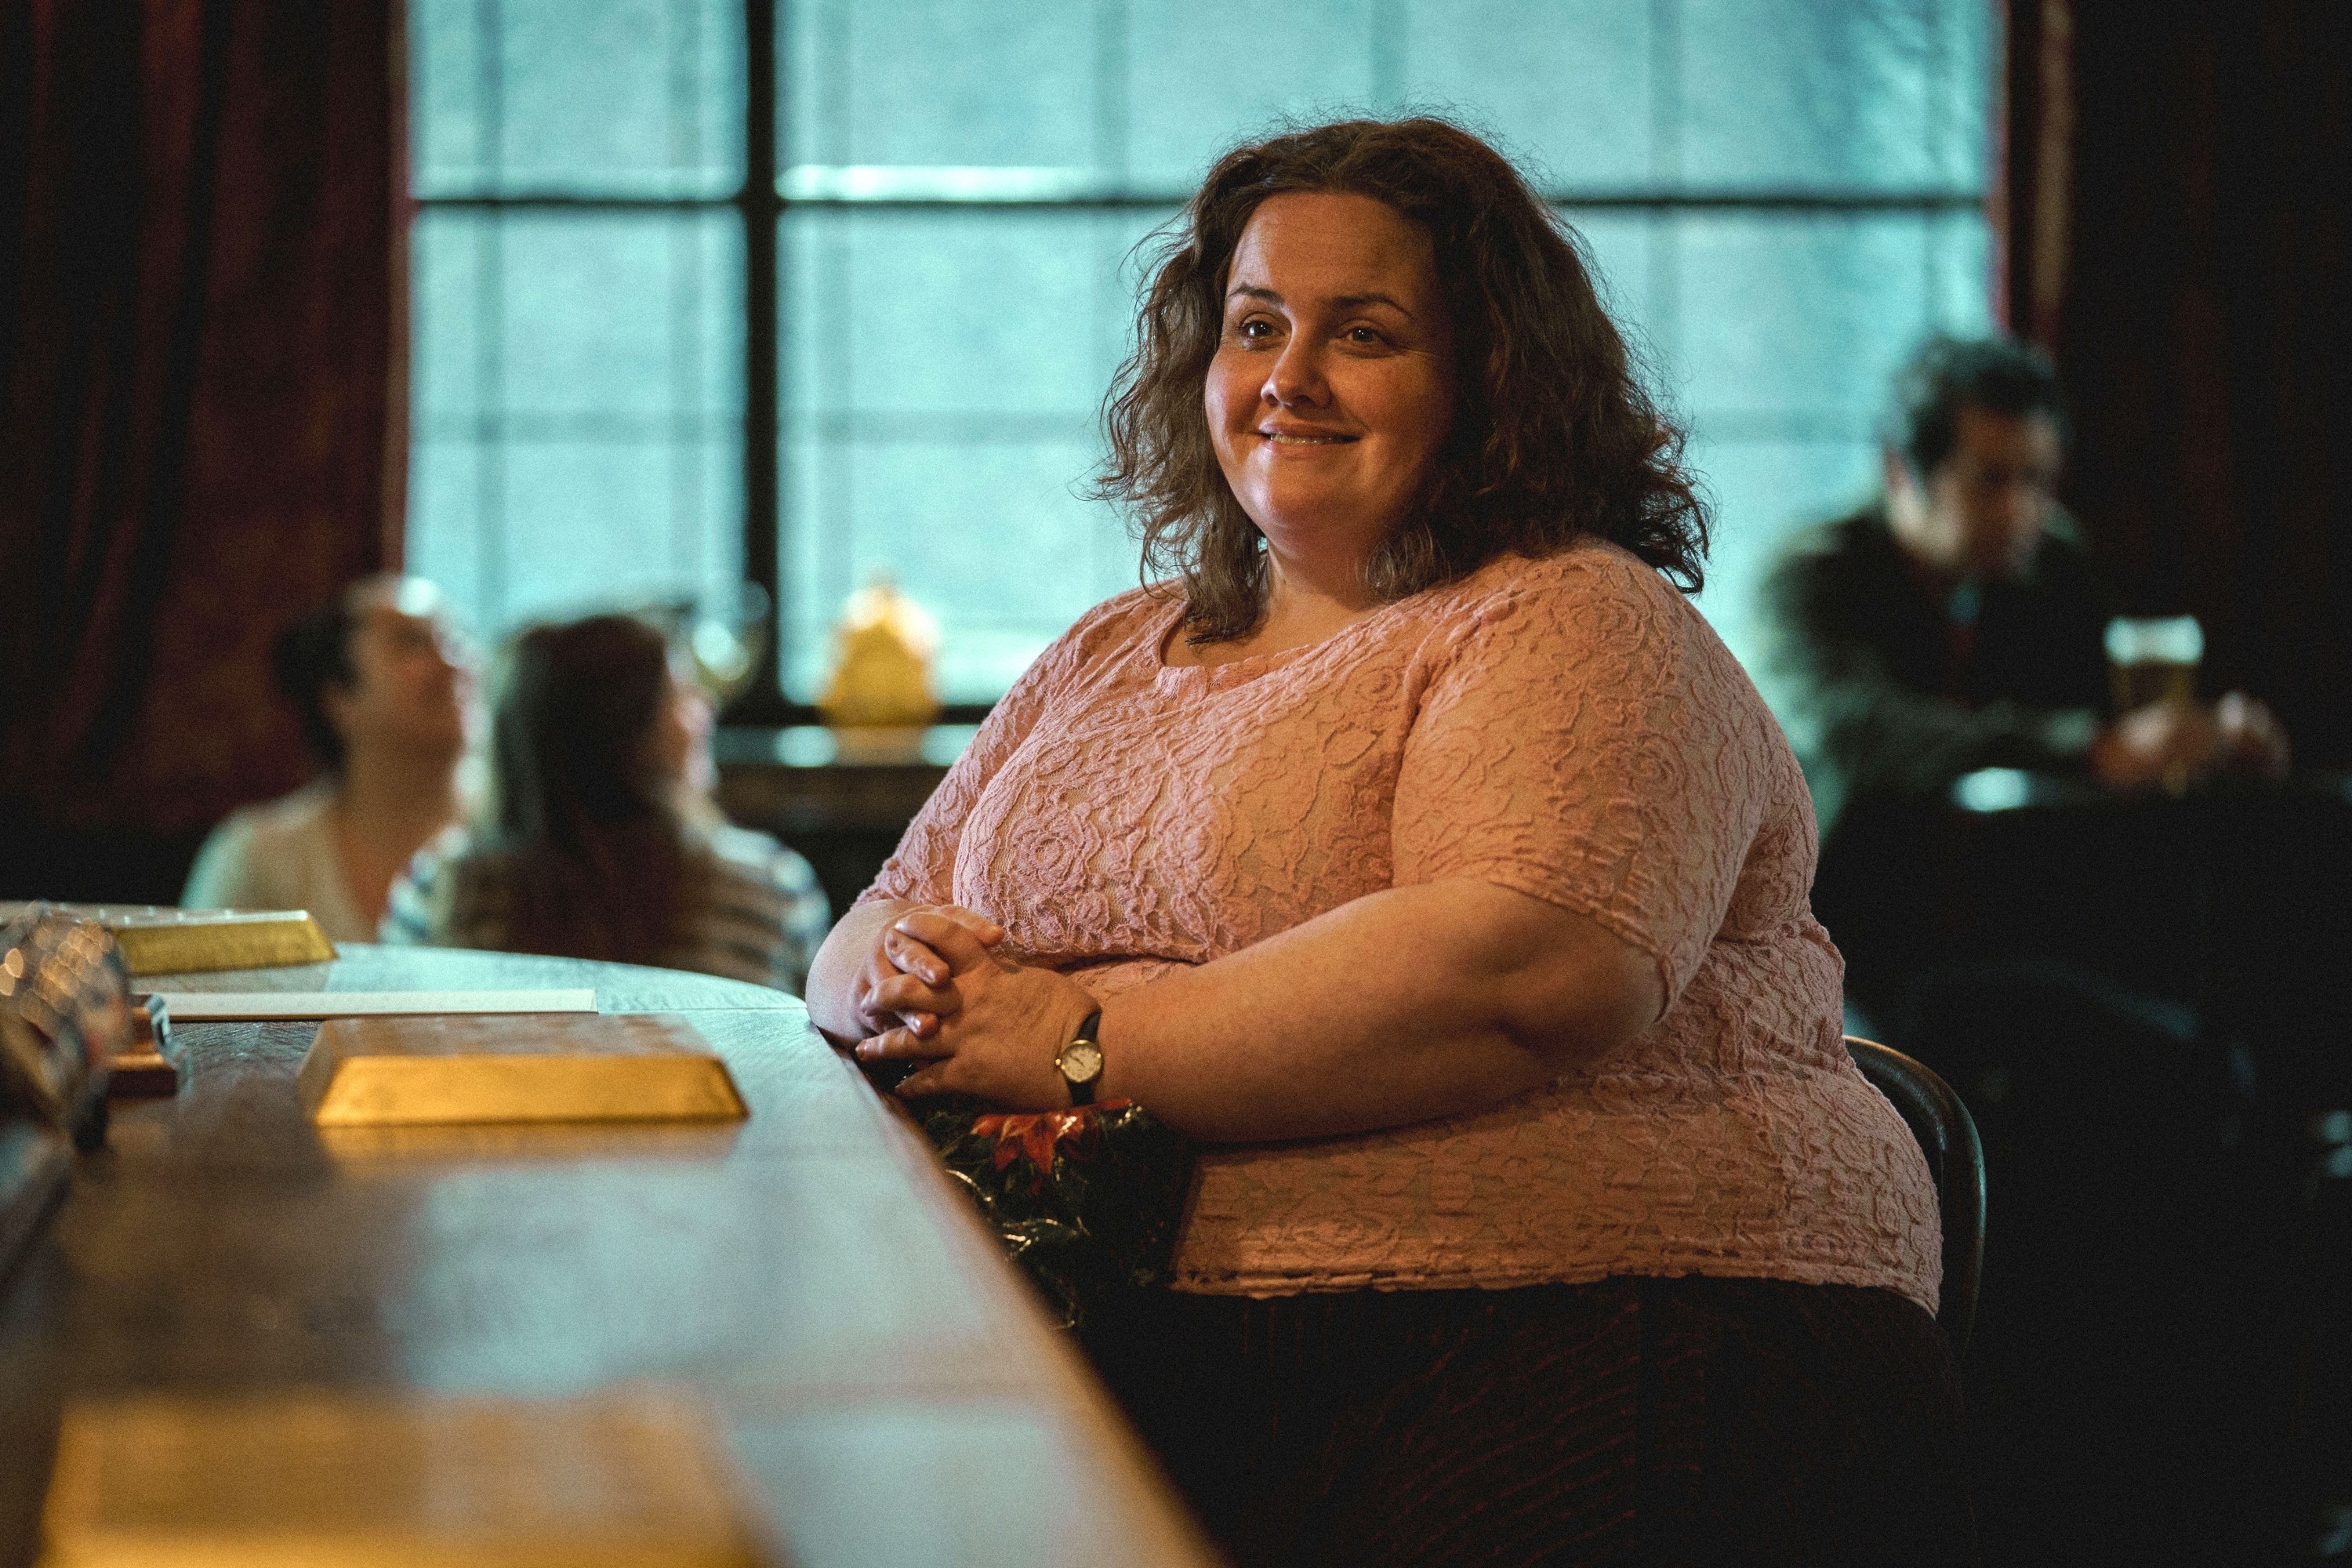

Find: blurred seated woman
<box><xmin>183</xmin><ymin>575</ymin><xmax>472</xmax><ymax>942</ymax></box>
<box><xmin>386</xmin><ymin>614</ymin><xmax>828</xmax><ymax>994</ymax></box>
<box><xmin>807</xmin><ymin>119</ymin><xmax>1969</xmax><ymax>1564</ymax></box>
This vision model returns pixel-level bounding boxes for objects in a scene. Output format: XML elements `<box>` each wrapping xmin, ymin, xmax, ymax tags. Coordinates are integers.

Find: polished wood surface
<box><xmin>0</xmin><ymin>946</ymin><xmax>1217</xmax><ymax>1568</ymax></box>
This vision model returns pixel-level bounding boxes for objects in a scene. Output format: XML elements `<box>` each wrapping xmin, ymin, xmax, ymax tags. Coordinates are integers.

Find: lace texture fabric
<box><xmin>865</xmin><ymin>542</ymin><xmax>1941</xmax><ymax>1312</ymax></box>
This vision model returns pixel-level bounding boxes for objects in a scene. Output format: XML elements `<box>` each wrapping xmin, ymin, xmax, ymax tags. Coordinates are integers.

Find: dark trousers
<box><xmin>1083</xmin><ymin>1274</ymin><xmax>1977</xmax><ymax>1567</ymax></box>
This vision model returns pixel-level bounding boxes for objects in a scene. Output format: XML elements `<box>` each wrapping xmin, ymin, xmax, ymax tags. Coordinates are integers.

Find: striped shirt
<box><xmin>382</xmin><ymin>822</ymin><xmax>829</xmax><ymax>996</ymax></box>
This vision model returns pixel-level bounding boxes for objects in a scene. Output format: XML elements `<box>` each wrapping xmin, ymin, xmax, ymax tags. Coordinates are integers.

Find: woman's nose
<box><xmin>1265</xmin><ymin>337</ymin><xmax>1328</xmax><ymax>407</ymax></box>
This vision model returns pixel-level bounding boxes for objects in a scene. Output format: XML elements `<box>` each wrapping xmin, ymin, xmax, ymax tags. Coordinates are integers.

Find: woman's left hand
<box><xmin>854</xmin><ymin>910</ymin><xmax>1102</xmax><ymax>1109</ymax></box>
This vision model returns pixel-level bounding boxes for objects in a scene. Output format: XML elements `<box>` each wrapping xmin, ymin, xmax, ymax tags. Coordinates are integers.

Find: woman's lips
<box><xmin>1259</xmin><ymin>429</ymin><xmax>1356</xmax><ymax>445</ymax></box>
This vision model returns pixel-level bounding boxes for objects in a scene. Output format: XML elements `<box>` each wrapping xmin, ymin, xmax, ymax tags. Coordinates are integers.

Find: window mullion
<box><xmin>735</xmin><ymin>0</ymin><xmax>786</xmax><ymax>721</ymax></box>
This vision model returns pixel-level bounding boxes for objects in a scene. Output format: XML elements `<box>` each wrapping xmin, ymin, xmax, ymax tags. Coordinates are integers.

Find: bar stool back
<box><xmin>1847</xmin><ymin>1035</ymin><xmax>1987</xmax><ymax>1362</ymax></box>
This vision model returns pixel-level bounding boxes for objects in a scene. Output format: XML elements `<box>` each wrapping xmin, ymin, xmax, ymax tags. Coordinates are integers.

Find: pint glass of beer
<box><xmin>2103</xmin><ymin>615</ymin><xmax>2203</xmax><ymax>714</ymax></box>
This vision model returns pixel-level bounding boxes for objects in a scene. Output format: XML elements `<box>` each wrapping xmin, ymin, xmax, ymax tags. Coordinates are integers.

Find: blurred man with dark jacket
<box><xmin>1764</xmin><ymin>335</ymin><xmax>2284</xmax><ymax>842</ymax></box>
<box><xmin>1762</xmin><ymin>336</ymin><xmax>2298</xmax><ymax>1559</ymax></box>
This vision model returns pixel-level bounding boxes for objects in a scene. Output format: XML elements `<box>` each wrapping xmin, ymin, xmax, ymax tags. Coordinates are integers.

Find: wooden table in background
<box><xmin>0</xmin><ymin>945</ymin><xmax>1217</xmax><ymax>1568</ymax></box>
<box><xmin>713</xmin><ymin>724</ymin><xmax>969</xmax><ymax>924</ymax></box>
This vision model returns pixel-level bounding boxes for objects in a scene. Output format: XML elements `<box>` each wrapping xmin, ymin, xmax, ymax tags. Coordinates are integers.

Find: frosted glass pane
<box><xmin>1686</xmin><ymin>435</ymin><xmax>1881</xmax><ymax>684</ymax></box>
<box><xmin>1569</xmin><ymin>212</ymin><xmax>1658</xmax><ymax>356</ymax></box>
<box><xmin>1126</xmin><ymin>0</ymin><xmax>1377</xmax><ymax>190</ymax></box>
<box><xmin>783</xmin><ymin>0</ymin><xmax>1096</xmax><ymax>168</ymax></box>
<box><xmin>410</xmin><ymin>213</ymin><xmax>742</xmax><ymax>636</ymax></box>
<box><xmin>1675</xmin><ymin>213</ymin><xmax>1932</xmax><ymax>428</ymax></box>
<box><xmin>779</xmin><ymin>212</ymin><xmax>830</xmax><ymax>418</ymax></box>
<box><xmin>1398</xmin><ymin>0</ymin><xmax>1653</xmax><ymax>187</ymax></box>
<box><xmin>407</xmin><ymin>438</ymin><xmax>485</xmax><ymax>630</ymax></box>
<box><xmin>499</xmin><ymin>441</ymin><xmax>743</xmax><ymax>624</ymax></box>
<box><xmin>412</xmin><ymin>0</ymin><xmax>742</xmax><ymax>197</ymax></box>
<box><xmin>778</xmin><ymin>1</ymin><xmax>831</xmax><ymax>169</ymax></box>
<box><xmin>1926</xmin><ymin>0</ymin><xmax>1996</xmax><ymax>188</ymax></box>
<box><xmin>780</xmin><ymin>206</ymin><xmax>1170</xmax><ymax>698</ymax></box>
<box><xmin>780</xmin><ymin>434</ymin><xmax>831</xmax><ymax>696</ymax></box>
<box><xmin>1927</xmin><ymin>211</ymin><xmax>1995</xmax><ymax>337</ymax></box>
<box><xmin>1094</xmin><ymin>209</ymin><xmax>1187</xmax><ymax>394</ymax></box>
<box><xmin>698</xmin><ymin>436</ymin><xmax>748</xmax><ymax>598</ymax></box>
<box><xmin>786</xmin><ymin>212</ymin><xmax>1106</xmax><ymax>417</ymax></box>
<box><xmin>410</xmin><ymin>211</ymin><xmax>481</xmax><ymax>421</ymax></box>
<box><xmin>1680</xmin><ymin>0</ymin><xmax>1948</xmax><ymax>191</ymax></box>
<box><xmin>411</xmin><ymin>0</ymin><xmax>487</xmax><ymax>187</ymax></box>
<box><xmin>783</xmin><ymin>438</ymin><xmax>1117</xmax><ymax>702</ymax></box>
<box><xmin>499</xmin><ymin>213</ymin><xmax>743</xmax><ymax>419</ymax></box>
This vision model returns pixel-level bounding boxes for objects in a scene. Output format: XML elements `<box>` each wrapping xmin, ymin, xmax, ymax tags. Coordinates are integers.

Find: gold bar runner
<box><xmin>296</xmin><ymin>1013</ymin><xmax>748</xmax><ymax>1127</ymax></box>
<box><xmin>0</xmin><ymin>905</ymin><xmax>334</xmax><ymax>975</ymax></box>
<box><xmin>41</xmin><ymin>1388</ymin><xmax>771</xmax><ymax>1566</ymax></box>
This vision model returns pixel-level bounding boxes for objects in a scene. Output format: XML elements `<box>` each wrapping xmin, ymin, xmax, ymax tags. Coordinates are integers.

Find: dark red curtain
<box><xmin>0</xmin><ymin>0</ymin><xmax>403</xmax><ymax>899</ymax></box>
<box><xmin>2003</xmin><ymin>0</ymin><xmax>2352</xmax><ymax>765</ymax></box>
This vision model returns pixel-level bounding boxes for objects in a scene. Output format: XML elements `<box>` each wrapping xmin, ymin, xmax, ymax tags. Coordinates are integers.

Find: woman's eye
<box><xmin>1345</xmin><ymin>326</ymin><xmax>1385</xmax><ymax>345</ymax></box>
<box><xmin>1236</xmin><ymin>318</ymin><xmax>1274</xmax><ymax>340</ymax></box>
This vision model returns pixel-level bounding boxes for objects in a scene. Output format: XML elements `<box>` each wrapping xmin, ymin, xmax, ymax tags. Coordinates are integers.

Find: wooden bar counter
<box><xmin>0</xmin><ymin>945</ymin><xmax>1218</xmax><ymax>1568</ymax></box>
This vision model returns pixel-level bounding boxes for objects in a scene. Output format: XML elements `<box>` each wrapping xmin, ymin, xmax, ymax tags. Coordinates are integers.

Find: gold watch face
<box><xmin>1058</xmin><ymin>1039</ymin><xmax>1105</xmax><ymax>1084</ymax></box>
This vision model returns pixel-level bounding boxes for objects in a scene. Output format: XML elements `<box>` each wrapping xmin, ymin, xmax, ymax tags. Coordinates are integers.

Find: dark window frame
<box><xmin>412</xmin><ymin>0</ymin><xmax>1987</xmax><ymax>727</ymax></box>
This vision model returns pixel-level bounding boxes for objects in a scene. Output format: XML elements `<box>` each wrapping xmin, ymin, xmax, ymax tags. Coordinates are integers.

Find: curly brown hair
<box><xmin>1098</xmin><ymin>117</ymin><xmax>1708</xmax><ymax>644</ymax></box>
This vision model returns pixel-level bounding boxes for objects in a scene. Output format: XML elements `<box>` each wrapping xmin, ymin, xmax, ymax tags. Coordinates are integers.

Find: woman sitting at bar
<box><xmin>386</xmin><ymin>614</ymin><xmax>828</xmax><ymax>994</ymax></box>
<box><xmin>807</xmin><ymin>119</ymin><xmax>1965</xmax><ymax>1563</ymax></box>
<box><xmin>183</xmin><ymin>575</ymin><xmax>473</xmax><ymax>942</ymax></box>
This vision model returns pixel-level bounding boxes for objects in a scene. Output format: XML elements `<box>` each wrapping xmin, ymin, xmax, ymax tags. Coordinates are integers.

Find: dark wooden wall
<box><xmin>0</xmin><ymin>1</ymin><xmax>401</xmax><ymax>902</ymax></box>
<box><xmin>2008</xmin><ymin>0</ymin><xmax>2352</xmax><ymax>764</ymax></box>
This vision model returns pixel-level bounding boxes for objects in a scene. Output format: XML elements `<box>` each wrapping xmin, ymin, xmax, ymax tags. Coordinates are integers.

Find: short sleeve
<box><xmin>180</xmin><ymin>813</ymin><xmax>263</xmax><ymax>909</ymax></box>
<box><xmin>861</xmin><ymin>593</ymin><xmax>1147</xmax><ymax>909</ymax></box>
<box><xmin>1391</xmin><ymin>554</ymin><xmax>1765</xmax><ymax>1004</ymax></box>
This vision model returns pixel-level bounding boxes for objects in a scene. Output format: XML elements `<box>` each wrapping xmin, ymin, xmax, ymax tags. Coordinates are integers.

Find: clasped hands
<box><xmin>846</xmin><ymin>905</ymin><xmax>1102</xmax><ymax>1109</ymax></box>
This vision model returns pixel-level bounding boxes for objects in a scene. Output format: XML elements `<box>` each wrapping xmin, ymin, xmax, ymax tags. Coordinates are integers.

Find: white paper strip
<box><xmin>151</xmin><ymin>990</ymin><xmax>598</xmax><ymax>1022</ymax></box>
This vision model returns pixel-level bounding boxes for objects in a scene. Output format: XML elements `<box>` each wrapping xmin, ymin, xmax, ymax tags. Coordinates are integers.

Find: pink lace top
<box><xmin>866</xmin><ymin>542</ymin><xmax>1941</xmax><ymax>1312</ymax></box>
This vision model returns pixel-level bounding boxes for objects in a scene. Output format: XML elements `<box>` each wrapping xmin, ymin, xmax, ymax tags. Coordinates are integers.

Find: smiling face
<box><xmin>1204</xmin><ymin>191</ymin><xmax>1457</xmax><ymax>574</ymax></box>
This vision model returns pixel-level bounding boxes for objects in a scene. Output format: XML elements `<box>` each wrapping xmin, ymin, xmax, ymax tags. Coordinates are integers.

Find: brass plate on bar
<box><xmin>40</xmin><ymin>1388</ymin><xmax>772</xmax><ymax>1566</ymax></box>
<box><xmin>0</xmin><ymin>906</ymin><xmax>339</xmax><ymax>976</ymax></box>
<box><xmin>296</xmin><ymin>1014</ymin><xmax>749</xmax><ymax>1127</ymax></box>
<box><xmin>112</xmin><ymin>912</ymin><xmax>335</xmax><ymax>975</ymax></box>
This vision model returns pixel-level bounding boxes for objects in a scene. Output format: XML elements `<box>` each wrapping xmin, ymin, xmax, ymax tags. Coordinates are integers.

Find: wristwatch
<box><xmin>1055</xmin><ymin>1011</ymin><xmax>1105</xmax><ymax>1106</ymax></box>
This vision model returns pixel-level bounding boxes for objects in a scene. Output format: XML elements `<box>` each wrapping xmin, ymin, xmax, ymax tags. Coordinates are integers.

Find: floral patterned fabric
<box><xmin>864</xmin><ymin>541</ymin><xmax>1940</xmax><ymax>1312</ymax></box>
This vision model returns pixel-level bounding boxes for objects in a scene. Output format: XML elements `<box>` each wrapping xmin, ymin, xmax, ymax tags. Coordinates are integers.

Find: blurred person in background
<box><xmin>384</xmin><ymin>613</ymin><xmax>828</xmax><ymax>995</ymax></box>
<box><xmin>1762</xmin><ymin>333</ymin><xmax>2291</xmax><ymax>1025</ymax></box>
<box><xmin>1764</xmin><ymin>335</ymin><xmax>2299</xmax><ymax>1558</ymax></box>
<box><xmin>182</xmin><ymin>575</ymin><xmax>474</xmax><ymax>941</ymax></box>
<box><xmin>1763</xmin><ymin>333</ymin><xmax>2288</xmax><ymax>844</ymax></box>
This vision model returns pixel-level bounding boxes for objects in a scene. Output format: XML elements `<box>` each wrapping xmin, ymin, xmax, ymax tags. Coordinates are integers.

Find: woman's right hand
<box><xmin>848</xmin><ymin>903</ymin><xmax>1005</xmax><ymax>1039</ymax></box>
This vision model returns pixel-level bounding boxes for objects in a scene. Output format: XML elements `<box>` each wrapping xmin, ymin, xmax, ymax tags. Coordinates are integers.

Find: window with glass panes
<box><xmin>408</xmin><ymin>0</ymin><xmax>1994</xmax><ymax>715</ymax></box>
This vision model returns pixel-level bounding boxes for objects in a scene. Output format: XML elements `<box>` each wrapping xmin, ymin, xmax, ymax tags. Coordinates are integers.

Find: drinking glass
<box><xmin>2103</xmin><ymin>615</ymin><xmax>2203</xmax><ymax>715</ymax></box>
<box><xmin>688</xmin><ymin>583</ymin><xmax>771</xmax><ymax>708</ymax></box>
